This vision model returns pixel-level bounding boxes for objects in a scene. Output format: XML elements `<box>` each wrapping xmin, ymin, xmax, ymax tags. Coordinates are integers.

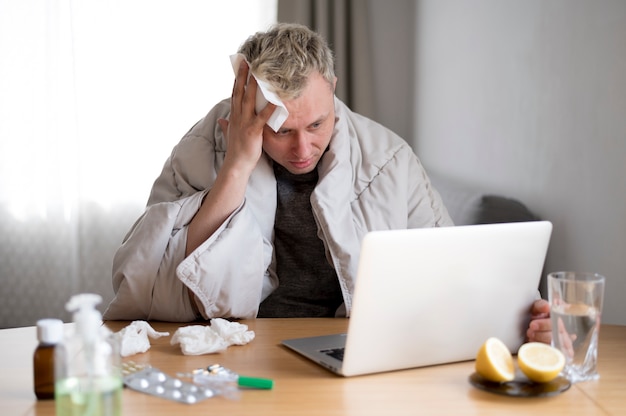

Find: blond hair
<box><xmin>238</xmin><ymin>23</ymin><xmax>335</xmax><ymax>100</ymax></box>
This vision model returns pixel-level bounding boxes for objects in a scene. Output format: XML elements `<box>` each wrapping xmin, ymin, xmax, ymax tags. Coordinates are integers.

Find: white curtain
<box><xmin>0</xmin><ymin>0</ymin><xmax>277</xmax><ymax>328</ymax></box>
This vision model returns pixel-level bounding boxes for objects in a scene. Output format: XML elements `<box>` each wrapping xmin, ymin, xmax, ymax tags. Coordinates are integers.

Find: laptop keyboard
<box><xmin>320</xmin><ymin>347</ymin><xmax>345</xmax><ymax>361</ymax></box>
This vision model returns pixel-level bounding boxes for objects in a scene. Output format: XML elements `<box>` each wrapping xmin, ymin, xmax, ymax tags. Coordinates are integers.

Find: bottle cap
<box><xmin>36</xmin><ymin>319</ymin><xmax>64</xmax><ymax>344</ymax></box>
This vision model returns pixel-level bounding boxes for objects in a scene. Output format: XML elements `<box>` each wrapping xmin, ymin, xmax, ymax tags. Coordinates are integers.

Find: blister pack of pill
<box><xmin>122</xmin><ymin>362</ymin><xmax>215</xmax><ymax>404</ymax></box>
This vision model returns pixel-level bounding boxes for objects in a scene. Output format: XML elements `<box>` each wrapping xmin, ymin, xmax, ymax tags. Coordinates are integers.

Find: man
<box><xmin>103</xmin><ymin>23</ymin><xmax>551</xmax><ymax>343</ymax></box>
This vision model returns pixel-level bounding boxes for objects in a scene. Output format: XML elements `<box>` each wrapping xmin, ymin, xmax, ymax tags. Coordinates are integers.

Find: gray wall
<box><xmin>411</xmin><ymin>0</ymin><xmax>625</xmax><ymax>324</ymax></box>
<box><xmin>366</xmin><ymin>1</ymin><xmax>625</xmax><ymax>325</ymax></box>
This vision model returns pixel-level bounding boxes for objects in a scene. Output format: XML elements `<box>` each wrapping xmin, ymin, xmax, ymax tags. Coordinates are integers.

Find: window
<box><xmin>0</xmin><ymin>0</ymin><xmax>277</xmax><ymax>328</ymax></box>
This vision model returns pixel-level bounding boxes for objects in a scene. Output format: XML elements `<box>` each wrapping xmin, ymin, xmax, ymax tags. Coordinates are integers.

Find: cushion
<box><xmin>429</xmin><ymin>172</ymin><xmax>538</xmax><ymax>226</ymax></box>
<box><xmin>475</xmin><ymin>195</ymin><xmax>539</xmax><ymax>224</ymax></box>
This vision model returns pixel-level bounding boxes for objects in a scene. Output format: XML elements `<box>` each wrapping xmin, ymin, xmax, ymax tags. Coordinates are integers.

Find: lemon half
<box><xmin>475</xmin><ymin>337</ymin><xmax>515</xmax><ymax>382</ymax></box>
<box><xmin>517</xmin><ymin>342</ymin><xmax>565</xmax><ymax>383</ymax></box>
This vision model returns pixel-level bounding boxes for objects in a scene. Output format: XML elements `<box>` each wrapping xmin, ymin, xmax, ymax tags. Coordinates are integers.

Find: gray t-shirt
<box><xmin>257</xmin><ymin>163</ymin><xmax>344</xmax><ymax>317</ymax></box>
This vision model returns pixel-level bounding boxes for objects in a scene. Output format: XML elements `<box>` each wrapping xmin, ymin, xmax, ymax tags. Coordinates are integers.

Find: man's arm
<box><xmin>186</xmin><ymin>59</ymin><xmax>276</xmax><ymax>255</ymax></box>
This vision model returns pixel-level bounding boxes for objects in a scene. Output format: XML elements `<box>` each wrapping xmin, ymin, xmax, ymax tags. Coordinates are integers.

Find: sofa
<box><xmin>429</xmin><ymin>172</ymin><xmax>539</xmax><ymax>226</ymax></box>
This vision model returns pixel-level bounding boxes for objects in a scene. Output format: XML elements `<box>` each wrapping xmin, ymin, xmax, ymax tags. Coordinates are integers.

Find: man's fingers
<box><xmin>527</xmin><ymin>317</ymin><xmax>553</xmax><ymax>344</ymax></box>
<box><xmin>531</xmin><ymin>318</ymin><xmax>552</xmax><ymax>332</ymax></box>
<box><xmin>232</xmin><ymin>60</ymin><xmax>249</xmax><ymax>109</ymax></box>
<box><xmin>217</xmin><ymin>118</ymin><xmax>229</xmax><ymax>136</ymax></box>
<box><xmin>241</xmin><ymin>73</ymin><xmax>258</xmax><ymax>115</ymax></box>
<box><xmin>531</xmin><ymin>299</ymin><xmax>550</xmax><ymax>316</ymax></box>
<box><xmin>257</xmin><ymin>102</ymin><xmax>277</xmax><ymax>124</ymax></box>
<box><xmin>529</xmin><ymin>328</ymin><xmax>552</xmax><ymax>344</ymax></box>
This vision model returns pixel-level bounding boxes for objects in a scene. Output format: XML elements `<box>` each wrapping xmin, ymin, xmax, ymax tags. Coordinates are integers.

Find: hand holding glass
<box><xmin>548</xmin><ymin>271</ymin><xmax>605</xmax><ymax>383</ymax></box>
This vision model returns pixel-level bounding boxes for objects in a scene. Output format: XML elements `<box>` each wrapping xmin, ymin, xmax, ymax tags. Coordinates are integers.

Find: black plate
<box><xmin>469</xmin><ymin>372</ymin><xmax>571</xmax><ymax>398</ymax></box>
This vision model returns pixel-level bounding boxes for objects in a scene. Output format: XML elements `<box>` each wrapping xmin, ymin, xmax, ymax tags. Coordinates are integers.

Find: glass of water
<box><xmin>548</xmin><ymin>271</ymin><xmax>605</xmax><ymax>383</ymax></box>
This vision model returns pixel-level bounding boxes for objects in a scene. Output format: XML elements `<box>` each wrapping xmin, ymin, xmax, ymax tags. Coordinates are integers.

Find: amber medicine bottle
<box><xmin>33</xmin><ymin>318</ymin><xmax>63</xmax><ymax>400</ymax></box>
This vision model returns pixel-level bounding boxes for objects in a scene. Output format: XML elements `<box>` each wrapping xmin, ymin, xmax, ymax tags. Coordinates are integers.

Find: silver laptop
<box><xmin>282</xmin><ymin>221</ymin><xmax>553</xmax><ymax>377</ymax></box>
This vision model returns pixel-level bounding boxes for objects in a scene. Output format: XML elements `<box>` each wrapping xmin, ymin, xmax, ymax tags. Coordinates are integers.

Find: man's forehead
<box><xmin>281</xmin><ymin>104</ymin><xmax>333</xmax><ymax>128</ymax></box>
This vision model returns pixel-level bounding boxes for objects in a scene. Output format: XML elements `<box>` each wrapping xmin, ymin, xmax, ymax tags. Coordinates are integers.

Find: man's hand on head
<box><xmin>219</xmin><ymin>60</ymin><xmax>276</xmax><ymax>175</ymax></box>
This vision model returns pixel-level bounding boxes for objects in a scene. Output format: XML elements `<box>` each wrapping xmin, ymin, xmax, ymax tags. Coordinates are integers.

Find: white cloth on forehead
<box><xmin>170</xmin><ymin>318</ymin><xmax>256</xmax><ymax>355</ymax></box>
<box><xmin>229</xmin><ymin>53</ymin><xmax>289</xmax><ymax>132</ymax></box>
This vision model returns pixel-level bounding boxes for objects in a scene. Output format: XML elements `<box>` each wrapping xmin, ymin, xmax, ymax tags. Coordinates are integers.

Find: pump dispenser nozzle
<box><xmin>66</xmin><ymin>293</ymin><xmax>102</xmax><ymax>313</ymax></box>
<box><xmin>65</xmin><ymin>293</ymin><xmax>103</xmax><ymax>345</ymax></box>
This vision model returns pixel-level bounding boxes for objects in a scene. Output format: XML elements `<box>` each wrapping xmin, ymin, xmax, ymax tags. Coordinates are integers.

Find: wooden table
<box><xmin>2</xmin><ymin>319</ymin><xmax>624</xmax><ymax>415</ymax></box>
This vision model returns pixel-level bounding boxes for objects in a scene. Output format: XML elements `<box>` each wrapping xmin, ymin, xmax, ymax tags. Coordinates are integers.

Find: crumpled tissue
<box><xmin>170</xmin><ymin>318</ymin><xmax>255</xmax><ymax>355</ymax></box>
<box><xmin>229</xmin><ymin>53</ymin><xmax>289</xmax><ymax>132</ymax></box>
<box><xmin>115</xmin><ymin>321</ymin><xmax>170</xmax><ymax>357</ymax></box>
